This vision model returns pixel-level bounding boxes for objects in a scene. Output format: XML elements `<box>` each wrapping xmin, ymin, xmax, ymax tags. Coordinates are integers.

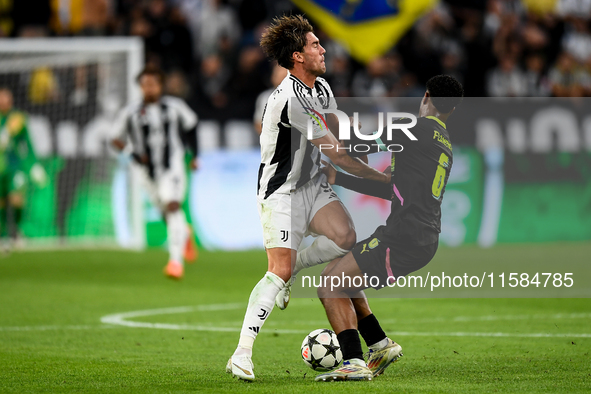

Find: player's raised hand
<box><xmin>30</xmin><ymin>163</ymin><xmax>48</xmax><ymax>188</ymax></box>
<box><xmin>111</xmin><ymin>138</ymin><xmax>126</xmax><ymax>151</ymax></box>
<box><xmin>349</xmin><ymin>116</ymin><xmax>361</xmax><ymax>131</ymax></box>
<box><xmin>190</xmin><ymin>158</ymin><xmax>199</xmax><ymax>171</ymax></box>
<box><xmin>320</xmin><ymin>160</ymin><xmax>337</xmax><ymax>185</ymax></box>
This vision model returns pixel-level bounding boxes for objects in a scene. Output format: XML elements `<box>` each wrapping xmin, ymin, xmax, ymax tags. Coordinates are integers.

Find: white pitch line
<box><xmin>265</xmin><ymin>312</ymin><xmax>591</xmax><ymax>327</ymax></box>
<box><xmin>97</xmin><ymin>303</ymin><xmax>591</xmax><ymax>338</ymax></box>
<box><xmin>0</xmin><ymin>325</ymin><xmax>112</xmax><ymax>332</ymax></box>
<box><xmin>3</xmin><ymin>303</ymin><xmax>590</xmax><ymax>337</ymax></box>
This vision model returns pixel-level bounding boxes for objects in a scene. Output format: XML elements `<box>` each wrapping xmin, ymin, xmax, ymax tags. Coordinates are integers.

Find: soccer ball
<box><xmin>301</xmin><ymin>328</ymin><xmax>342</xmax><ymax>371</ymax></box>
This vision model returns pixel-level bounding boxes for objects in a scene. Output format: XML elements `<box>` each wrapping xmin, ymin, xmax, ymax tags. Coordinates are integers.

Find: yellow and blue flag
<box><xmin>292</xmin><ymin>0</ymin><xmax>437</xmax><ymax>63</ymax></box>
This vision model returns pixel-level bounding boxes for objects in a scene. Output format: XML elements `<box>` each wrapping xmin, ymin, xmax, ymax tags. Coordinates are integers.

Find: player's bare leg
<box><xmin>228</xmin><ymin>247</ymin><xmax>292</xmax><ymax>381</ymax></box>
<box><xmin>315</xmin><ymin>253</ymin><xmax>401</xmax><ymax>381</ymax></box>
<box><xmin>163</xmin><ymin>201</ymin><xmax>188</xmax><ymax>279</ymax></box>
<box><xmin>304</xmin><ymin>200</ymin><xmax>356</xmax><ymax>271</ymax></box>
<box><xmin>276</xmin><ymin>200</ymin><xmax>355</xmax><ymax>310</ymax></box>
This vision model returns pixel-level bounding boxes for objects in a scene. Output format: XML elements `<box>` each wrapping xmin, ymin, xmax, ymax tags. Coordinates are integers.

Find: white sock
<box><xmin>369</xmin><ymin>337</ymin><xmax>389</xmax><ymax>351</ymax></box>
<box><xmin>294</xmin><ymin>236</ymin><xmax>349</xmax><ymax>275</ymax></box>
<box><xmin>166</xmin><ymin>210</ymin><xmax>187</xmax><ymax>264</ymax></box>
<box><xmin>234</xmin><ymin>271</ymin><xmax>285</xmax><ymax>356</ymax></box>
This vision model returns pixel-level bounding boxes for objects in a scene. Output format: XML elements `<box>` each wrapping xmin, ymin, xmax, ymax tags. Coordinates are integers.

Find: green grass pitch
<box><xmin>1</xmin><ymin>244</ymin><xmax>590</xmax><ymax>393</ymax></box>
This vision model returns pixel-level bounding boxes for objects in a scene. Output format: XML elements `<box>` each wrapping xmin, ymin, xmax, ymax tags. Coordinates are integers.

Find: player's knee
<box><xmin>269</xmin><ymin>264</ymin><xmax>291</xmax><ymax>283</ymax></box>
<box><xmin>267</xmin><ymin>252</ymin><xmax>294</xmax><ymax>283</ymax></box>
<box><xmin>166</xmin><ymin>201</ymin><xmax>180</xmax><ymax>212</ymax></box>
<box><xmin>333</xmin><ymin>228</ymin><xmax>356</xmax><ymax>251</ymax></box>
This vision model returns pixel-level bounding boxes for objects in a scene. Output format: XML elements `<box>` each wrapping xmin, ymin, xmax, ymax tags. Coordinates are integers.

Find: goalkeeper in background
<box><xmin>0</xmin><ymin>87</ymin><xmax>47</xmax><ymax>247</ymax></box>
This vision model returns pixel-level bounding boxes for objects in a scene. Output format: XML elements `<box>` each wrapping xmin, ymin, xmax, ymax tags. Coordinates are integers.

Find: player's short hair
<box><xmin>260</xmin><ymin>15</ymin><xmax>314</xmax><ymax>70</ymax></box>
<box><xmin>136</xmin><ymin>65</ymin><xmax>165</xmax><ymax>85</ymax></box>
<box><xmin>426</xmin><ymin>75</ymin><xmax>464</xmax><ymax>113</ymax></box>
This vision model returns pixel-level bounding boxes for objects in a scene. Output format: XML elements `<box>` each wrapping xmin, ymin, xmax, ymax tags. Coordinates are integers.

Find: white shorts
<box><xmin>257</xmin><ymin>173</ymin><xmax>346</xmax><ymax>250</ymax></box>
<box><xmin>141</xmin><ymin>168</ymin><xmax>187</xmax><ymax>210</ymax></box>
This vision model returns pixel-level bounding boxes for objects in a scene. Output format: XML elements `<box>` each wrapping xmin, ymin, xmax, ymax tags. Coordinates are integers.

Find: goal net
<box><xmin>0</xmin><ymin>38</ymin><xmax>145</xmax><ymax>249</ymax></box>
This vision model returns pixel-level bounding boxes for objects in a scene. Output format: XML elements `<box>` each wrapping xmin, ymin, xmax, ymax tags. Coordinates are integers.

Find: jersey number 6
<box><xmin>432</xmin><ymin>153</ymin><xmax>449</xmax><ymax>200</ymax></box>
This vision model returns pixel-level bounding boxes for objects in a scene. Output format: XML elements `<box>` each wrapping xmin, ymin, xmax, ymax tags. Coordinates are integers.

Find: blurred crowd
<box><xmin>1</xmin><ymin>0</ymin><xmax>591</xmax><ymax>126</ymax></box>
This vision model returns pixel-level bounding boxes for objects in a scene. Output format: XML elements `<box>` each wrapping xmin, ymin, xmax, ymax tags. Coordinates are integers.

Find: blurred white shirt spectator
<box><xmin>557</xmin><ymin>0</ymin><xmax>591</xmax><ymax>17</ymax></box>
<box><xmin>562</xmin><ymin>19</ymin><xmax>591</xmax><ymax>63</ymax></box>
<box><xmin>487</xmin><ymin>55</ymin><xmax>528</xmax><ymax>97</ymax></box>
<box><xmin>173</xmin><ymin>0</ymin><xmax>240</xmax><ymax>58</ymax></box>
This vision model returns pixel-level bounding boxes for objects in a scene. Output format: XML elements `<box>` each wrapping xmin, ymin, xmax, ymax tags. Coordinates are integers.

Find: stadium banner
<box><xmin>291</xmin><ymin>0</ymin><xmax>437</xmax><ymax>63</ymax></box>
<box><xmin>288</xmin><ymin>97</ymin><xmax>591</xmax><ymax>298</ymax></box>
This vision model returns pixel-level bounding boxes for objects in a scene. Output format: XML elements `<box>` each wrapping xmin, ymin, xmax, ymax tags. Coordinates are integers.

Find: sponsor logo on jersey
<box><xmin>360</xmin><ymin>243</ymin><xmax>369</xmax><ymax>254</ymax></box>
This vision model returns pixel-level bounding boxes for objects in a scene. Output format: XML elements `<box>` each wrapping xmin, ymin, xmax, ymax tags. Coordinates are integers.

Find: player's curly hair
<box><xmin>426</xmin><ymin>75</ymin><xmax>464</xmax><ymax>113</ymax></box>
<box><xmin>260</xmin><ymin>15</ymin><xmax>314</xmax><ymax>70</ymax></box>
<box><xmin>136</xmin><ymin>65</ymin><xmax>165</xmax><ymax>85</ymax></box>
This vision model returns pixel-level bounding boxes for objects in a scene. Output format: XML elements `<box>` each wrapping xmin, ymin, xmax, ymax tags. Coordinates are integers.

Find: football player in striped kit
<box><xmin>227</xmin><ymin>15</ymin><xmax>390</xmax><ymax>381</ymax></box>
<box><xmin>111</xmin><ymin>66</ymin><xmax>199</xmax><ymax>279</ymax></box>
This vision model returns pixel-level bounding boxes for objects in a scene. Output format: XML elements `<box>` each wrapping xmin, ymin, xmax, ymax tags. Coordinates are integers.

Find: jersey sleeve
<box><xmin>174</xmin><ymin>98</ymin><xmax>198</xmax><ymax>131</ymax></box>
<box><xmin>253</xmin><ymin>90</ymin><xmax>269</xmax><ymax>124</ymax></box>
<box><xmin>168</xmin><ymin>97</ymin><xmax>199</xmax><ymax>158</ymax></box>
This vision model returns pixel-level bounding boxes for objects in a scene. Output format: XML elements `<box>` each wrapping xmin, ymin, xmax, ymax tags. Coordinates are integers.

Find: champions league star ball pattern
<box><xmin>301</xmin><ymin>329</ymin><xmax>343</xmax><ymax>371</ymax></box>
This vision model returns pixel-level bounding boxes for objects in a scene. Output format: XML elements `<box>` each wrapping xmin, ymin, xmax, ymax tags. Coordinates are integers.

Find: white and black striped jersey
<box><xmin>257</xmin><ymin>73</ymin><xmax>337</xmax><ymax>199</ymax></box>
<box><xmin>113</xmin><ymin>96</ymin><xmax>198</xmax><ymax>179</ymax></box>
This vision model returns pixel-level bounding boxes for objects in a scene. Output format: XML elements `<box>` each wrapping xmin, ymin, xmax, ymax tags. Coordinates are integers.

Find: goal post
<box><xmin>0</xmin><ymin>37</ymin><xmax>145</xmax><ymax>249</ymax></box>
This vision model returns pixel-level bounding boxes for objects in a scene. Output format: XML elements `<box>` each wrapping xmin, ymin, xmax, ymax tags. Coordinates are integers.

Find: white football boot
<box><xmin>226</xmin><ymin>354</ymin><xmax>255</xmax><ymax>381</ymax></box>
<box><xmin>275</xmin><ymin>275</ymin><xmax>296</xmax><ymax>310</ymax></box>
<box><xmin>366</xmin><ymin>338</ymin><xmax>403</xmax><ymax>377</ymax></box>
<box><xmin>315</xmin><ymin>359</ymin><xmax>373</xmax><ymax>382</ymax></box>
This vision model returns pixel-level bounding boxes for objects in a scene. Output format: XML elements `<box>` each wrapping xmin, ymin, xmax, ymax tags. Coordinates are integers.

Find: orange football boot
<box><xmin>163</xmin><ymin>260</ymin><xmax>184</xmax><ymax>280</ymax></box>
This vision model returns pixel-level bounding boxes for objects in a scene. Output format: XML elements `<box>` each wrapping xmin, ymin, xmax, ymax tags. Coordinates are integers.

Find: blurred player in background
<box><xmin>315</xmin><ymin>75</ymin><xmax>464</xmax><ymax>382</ymax></box>
<box><xmin>0</xmin><ymin>87</ymin><xmax>47</xmax><ymax>248</ymax></box>
<box><xmin>111</xmin><ymin>66</ymin><xmax>199</xmax><ymax>279</ymax></box>
<box><xmin>227</xmin><ymin>15</ymin><xmax>390</xmax><ymax>381</ymax></box>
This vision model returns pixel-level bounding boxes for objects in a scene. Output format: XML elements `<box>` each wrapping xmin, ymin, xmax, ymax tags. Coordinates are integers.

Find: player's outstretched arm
<box><xmin>311</xmin><ymin>131</ymin><xmax>390</xmax><ymax>184</ymax></box>
<box><xmin>321</xmin><ymin>161</ymin><xmax>391</xmax><ymax>200</ymax></box>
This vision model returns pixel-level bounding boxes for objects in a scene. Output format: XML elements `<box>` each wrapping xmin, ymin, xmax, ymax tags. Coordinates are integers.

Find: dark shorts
<box><xmin>352</xmin><ymin>234</ymin><xmax>438</xmax><ymax>290</ymax></box>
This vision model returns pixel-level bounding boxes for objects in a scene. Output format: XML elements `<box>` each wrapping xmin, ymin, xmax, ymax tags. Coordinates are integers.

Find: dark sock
<box><xmin>14</xmin><ymin>208</ymin><xmax>22</xmax><ymax>226</ymax></box>
<box><xmin>12</xmin><ymin>208</ymin><xmax>22</xmax><ymax>238</ymax></box>
<box><xmin>0</xmin><ymin>208</ymin><xmax>5</xmax><ymax>237</ymax></box>
<box><xmin>358</xmin><ymin>314</ymin><xmax>387</xmax><ymax>347</ymax></box>
<box><xmin>337</xmin><ymin>329</ymin><xmax>364</xmax><ymax>361</ymax></box>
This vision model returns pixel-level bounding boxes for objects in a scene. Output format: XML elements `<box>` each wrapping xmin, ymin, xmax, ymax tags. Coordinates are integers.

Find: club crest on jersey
<box><xmin>368</xmin><ymin>238</ymin><xmax>380</xmax><ymax>249</ymax></box>
<box><xmin>280</xmin><ymin>230</ymin><xmax>289</xmax><ymax>242</ymax></box>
